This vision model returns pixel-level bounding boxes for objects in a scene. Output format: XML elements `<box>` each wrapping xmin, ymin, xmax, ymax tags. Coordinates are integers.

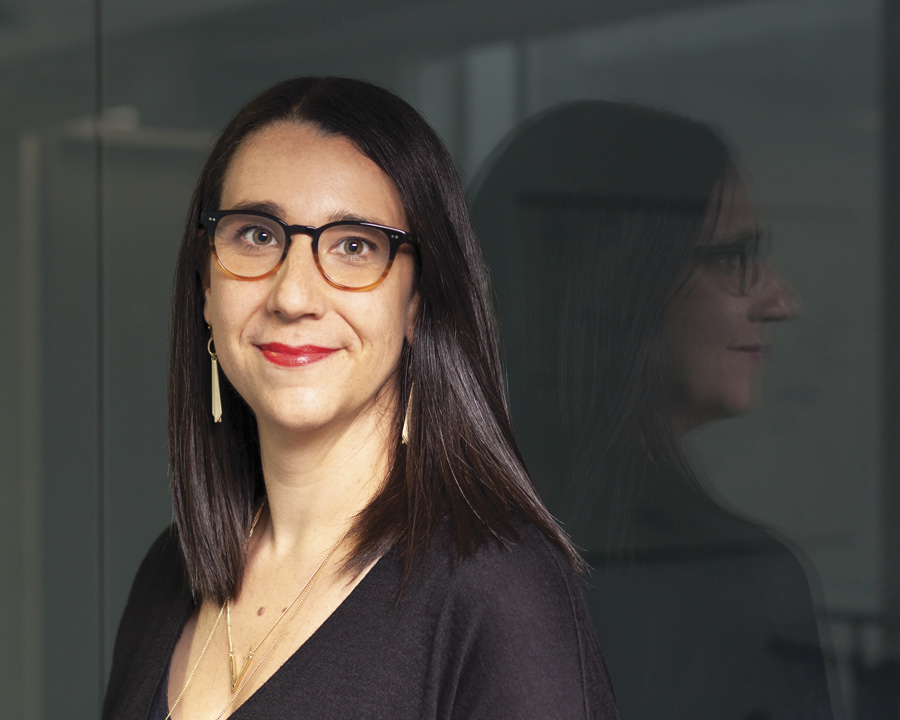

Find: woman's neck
<box><xmin>254</xmin><ymin>412</ymin><xmax>394</xmax><ymax>559</ymax></box>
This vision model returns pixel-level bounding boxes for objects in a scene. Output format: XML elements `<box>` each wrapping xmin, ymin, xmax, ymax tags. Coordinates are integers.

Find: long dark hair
<box><xmin>169</xmin><ymin>76</ymin><xmax>580</xmax><ymax>603</ymax></box>
<box><xmin>470</xmin><ymin>101</ymin><xmax>739</xmax><ymax>557</ymax></box>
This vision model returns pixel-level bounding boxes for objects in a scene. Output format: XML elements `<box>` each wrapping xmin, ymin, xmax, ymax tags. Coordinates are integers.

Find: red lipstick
<box><xmin>257</xmin><ymin>343</ymin><xmax>338</xmax><ymax>367</ymax></box>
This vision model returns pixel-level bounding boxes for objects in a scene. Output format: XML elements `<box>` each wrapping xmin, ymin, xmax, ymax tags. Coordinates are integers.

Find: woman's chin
<box><xmin>253</xmin><ymin>407</ymin><xmax>343</xmax><ymax>437</ymax></box>
<box><xmin>679</xmin><ymin>387</ymin><xmax>757</xmax><ymax>432</ymax></box>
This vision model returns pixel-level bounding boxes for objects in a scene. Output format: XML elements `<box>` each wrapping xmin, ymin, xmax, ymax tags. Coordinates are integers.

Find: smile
<box><xmin>257</xmin><ymin>343</ymin><xmax>339</xmax><ymax>367</ymax></box>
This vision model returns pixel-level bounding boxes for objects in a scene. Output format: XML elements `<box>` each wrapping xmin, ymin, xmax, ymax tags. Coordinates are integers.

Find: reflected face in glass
<box><xmin>663</xmin><ymin>171</ymin><xmax>793</xmax><ymax>430</ymax></box>
<box><xmin>202</xmin><ymin>122</ymin><xmax>418</xmax><ymax>436</ymax></box>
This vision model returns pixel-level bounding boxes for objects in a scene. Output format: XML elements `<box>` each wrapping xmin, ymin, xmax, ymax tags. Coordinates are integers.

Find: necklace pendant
<box><xmin>231</xmin><ymin>651</ymin><xmax>253</xmax><ymax>691</ymax></box>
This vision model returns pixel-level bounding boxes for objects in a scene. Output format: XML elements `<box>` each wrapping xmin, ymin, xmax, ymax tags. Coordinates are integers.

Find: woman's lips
<box><xmin>257</xmin><ymin>343</ymin><xmax>338</xmax><ymax>367</ymax></box>
<box><xmin>729</xmin><ymin>344</ymin><xmax>772</xmax><ymax>362</ymax></box>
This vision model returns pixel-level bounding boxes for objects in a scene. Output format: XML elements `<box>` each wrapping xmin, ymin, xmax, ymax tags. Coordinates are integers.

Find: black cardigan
<box><xmin>103</xmin><ymin>521</ymin><xmax>619</xmax><ymax>720</ymax></box>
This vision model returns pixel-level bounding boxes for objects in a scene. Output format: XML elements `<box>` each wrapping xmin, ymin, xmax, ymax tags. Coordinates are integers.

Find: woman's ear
<box><xmin>203</xmin><ymin>287</ymin><xmax>212</xmax><ymax>326</ymax></box>
<box><xmin>201</xmin><ymin>261</ymin><xmax>212</xmax><ymax>326</ymax></box>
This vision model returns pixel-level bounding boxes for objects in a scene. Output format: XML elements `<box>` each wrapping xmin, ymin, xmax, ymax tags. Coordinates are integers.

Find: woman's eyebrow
<box><xmin>229</xmin><ymin>200</ymin><xmax>287</xmax><ymax>218</ymax></box>
<box><xmin>328</xmin><ymin>210</ymin><xmax>374</xmax><ymax>224</ymax></box>
<box><xmin>718</xmin><ymin>227</ymin><xmax>763</xmax><ymax>245</ymax></box>
<box><xmin>222</xmin><ymin>204</ymin><xmax>394</xmax><ymax>228</ymax></box>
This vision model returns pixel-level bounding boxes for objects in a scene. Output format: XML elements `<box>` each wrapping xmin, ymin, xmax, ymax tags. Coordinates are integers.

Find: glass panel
<box><xmin>0</xmin><ymin>1</ymin><xmax>101</xmax><ymax>718</ymax></box>
<box><xmin>99</xmin><ymin>126</ymin><xmax>209</xmax><ymax>676</ymax></box>
<box><xmin>0</xmin><ymin>0</ymin><xmax>872</xmax><ymax>717</ymax></box>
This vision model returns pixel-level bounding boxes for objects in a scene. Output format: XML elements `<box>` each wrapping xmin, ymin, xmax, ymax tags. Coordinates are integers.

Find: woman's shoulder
<box><xmin>103</xmin><ymin>527</ymin><xmax>192</xmax><ymax>720</ymax></box>
<box><xmin>132</xmin><ymin>526</ymin><xmax>184</xmax><ymax>584</ymax></box>
<box><xmin>441</xmin><ymin>518</ymin><xmax>582</xmax><ymax>599</ymax></box>
<box><xmin>117</xmin><ymin>526</ymin><xmax>191</xmax><ymax>618</ymax></box>
<box><xmin>411</xmin><ymin>518</ymin><xmax>619</xmax><ymax>719</ymax></box>
<box><xmin>434</xmin><ymin>519</ymin><xmax>599</xmax><ymax>653</ymax></box>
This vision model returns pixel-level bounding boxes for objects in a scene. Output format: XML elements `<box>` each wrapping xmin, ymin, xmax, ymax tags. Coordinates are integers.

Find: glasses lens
<box><xmin>213</xmin><ymin>214</ymin><xmax>285</xmax><ymax>277</ymax></box>
<box><xmin>318</xmin><ymin>224</ymin><xmax>393</xmax><ymax>288</ymax></box>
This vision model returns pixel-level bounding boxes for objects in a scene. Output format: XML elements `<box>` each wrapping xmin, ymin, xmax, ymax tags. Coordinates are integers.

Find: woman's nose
<box><xmin>265</xmin><ymin>237</ymin><xmax>328</xmax><ymax>319</ymax></box>
<box><xmin>753</xmin><ymin>264</ymin><xmax>796</xmax><ymax>322</ymax></box>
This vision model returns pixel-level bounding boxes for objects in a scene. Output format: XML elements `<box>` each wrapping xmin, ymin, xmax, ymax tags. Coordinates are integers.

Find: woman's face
<box><xmin>663</xmin><ymin>171</ymin><xmax>793</xmax><ymax>430</ymax></box>
<box><xmin>203</xmin><ymin>122</ymin><xmax>418</xmax><ymax>437</ymax></box>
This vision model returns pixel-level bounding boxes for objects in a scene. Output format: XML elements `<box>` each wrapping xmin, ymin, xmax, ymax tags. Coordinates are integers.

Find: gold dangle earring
<box><xmin>208</xmin><ymin>326</ymin><xmax>222</xmax><ymax>423</ymax></box>
<box><xmin>401</xmin><ymin>383</ymin><xmax>413</xmax><ymax>445</ymax></box>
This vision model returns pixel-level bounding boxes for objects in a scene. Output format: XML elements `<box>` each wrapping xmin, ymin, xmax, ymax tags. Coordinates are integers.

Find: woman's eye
<box><xmin>713</xmin><ymin>252</ymin><xmax>743</xmax><ymax>270</ymax></box>
<box><xmin>335</xmin><ymin>237</ymin><xmax>371</xmax><ymax>255</ymax></box>
<box><xmin>320</xmin><ymin>226</ymin><xmax>390</xmax><ymax>263</ymax></box>
<box><xmin>701</xmin><ymin>245</ymin><xmax>748</xmax><ymax>273</ymax></box>
<box><xmin>240</xmin><ymin>226</ymin><xmax>277</xmax><ymax>246</ymax></box>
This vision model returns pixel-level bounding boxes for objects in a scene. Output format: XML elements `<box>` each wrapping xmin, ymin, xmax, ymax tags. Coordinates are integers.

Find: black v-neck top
<box><xmin>148</xmin><ymin>660</ymin><xmax>169</xmax><ymax>720</ymax></box>
<box><xmin>103</xmin><ymin>521</ymin><xmax>619</xmax><ymax>720</ymax></box>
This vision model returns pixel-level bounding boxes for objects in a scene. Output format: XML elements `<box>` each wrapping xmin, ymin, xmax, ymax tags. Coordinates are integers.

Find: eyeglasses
<box><xmin>199</xmin><ymin>210</ymin><xmax>417</xmax><ymax>291</ymax></box>
<box><xmin>694</xmin><ymin>230</ymin><xmax>770</xmax><ymax>295</ymax></box>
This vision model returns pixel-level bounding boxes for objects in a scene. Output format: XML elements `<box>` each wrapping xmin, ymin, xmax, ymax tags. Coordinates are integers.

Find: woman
<box><xmin>471</xmin><ymin>101</ymin><xmax>837</xmax><ymax>719</ymax></box>
<box><xmin>103</xmin><ymin>78</ymin><xmax>618</xmax><ymax>719</ymax></box>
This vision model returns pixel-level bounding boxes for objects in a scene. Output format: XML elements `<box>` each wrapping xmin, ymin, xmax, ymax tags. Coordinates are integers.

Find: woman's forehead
<box><xmin>220</xmin><ymin>123</ymin><xmax>407</xmax><ymax>229</ymax></box>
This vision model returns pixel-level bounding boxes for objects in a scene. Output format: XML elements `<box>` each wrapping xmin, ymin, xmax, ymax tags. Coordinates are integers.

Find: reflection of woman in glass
<box><xmin>472</xmin><ymin>101</ymin><xmax>837</xmax><ymax>719</ymax></box>
<box><xmin>103</xmin><ymin>79</ymin><xmax>618</xmax><ymax>720</ymax></box>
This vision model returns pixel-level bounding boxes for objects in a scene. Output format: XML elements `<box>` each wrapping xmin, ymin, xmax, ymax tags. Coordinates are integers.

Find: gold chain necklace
<box><xmin>165</xmin><ymin>460</ymin><xmax>392</xmax><ymax>719</ymax></box>
<box><xmin>225</xmin><ymin>519</ymin><xmax>349</xmax><ymax>690</ymax></box>
<box><xmin>165</xmin><ymin>496</ymin><xmax>363</xmax><ymax>719</ymax></box>
<box><xmin>216</xmin><ymin>458</ymin><xmax>394</xmax><ymax>718</ymax></box>
<box><xmin>164</xmin><ymin>502</ymin><xmax>266</xmax><ymax>720</ymax></box>
<box><xmin>213</xmin><ymin>523</ymin><xmax>355</xmax><ymax>720</ymax></box>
